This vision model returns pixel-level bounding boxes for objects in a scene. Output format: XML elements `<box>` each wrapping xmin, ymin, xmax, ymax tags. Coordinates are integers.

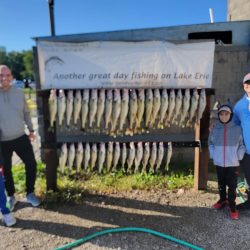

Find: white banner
<box><xmin>37</xmin><ymin>40</ymin><xmax>215</xmax><ymax>89</ymax></box>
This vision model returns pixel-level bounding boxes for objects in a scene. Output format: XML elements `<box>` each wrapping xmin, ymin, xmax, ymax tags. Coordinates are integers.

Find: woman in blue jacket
<box><xmin>208</xmin><ymin>104</ymin><xmax>245</xmax><ymax>220</ymax></box>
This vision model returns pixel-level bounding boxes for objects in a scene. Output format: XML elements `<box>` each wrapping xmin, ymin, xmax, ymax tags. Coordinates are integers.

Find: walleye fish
<box><xmin>76</xmin><ymin>142</ymin><xmax>83</xmax><ymax>173</ymax></box>
<box><xmin>84</xmin><ymin>143</ymin><xmax>91</xmax><ymax>171</ymax></box>
<box><xmin>127</xmin><ymin>142</ymin><xmax>135</xmax><ymax>174</ymax></box>
<box><xmin>142</xmin><ymin>142</ymin><xmax>150</xmax><ymax>174</ymax></box>
<box><xmin>119</xmin><ymin>89</ymin><xmax>129</xmax><ymax>131</ymax></box>
<box><xmin>128</xmin><ymin>89</ymin><xmax>138</xmax><ymax>133</ymax></box>
<box><xmin>121</xmin><ymin>143</ymin><xmax>127</xmax><ymax>171</ymax></box>
<box><xmin>105</xmin><ymin>89</ymin><xmax>113</xmax><ymax>130</ymax></box>
<box><xmin>89</xmin><ymin>89</ymin><xmax>98</xmax><ymax>128</ymax></box>
<box><xmin>57</xmin><ymin>89</ymin><xmax>66</xmax><ymax>127</ymax></box>
<box><xmin>134</xmin><ymin>142</ymin><xmax>143</xmax><ymax>173</ymax></box>
<box><xmin>171</xmin><ymin>89</ymin><xmax>182</xmax><ymax>125</ymax></box>
<box><xmin>149</xmin><ymin>142</ymin><xmax>157</xmax><ymax>173</ymax></box>
<box><xmin>136</xmin><ymin>89</ymin><xmax>145</xmax><ymax>130</ymax></box>
<box><xmin>112</xmin><ymin>142</ymin><xmax>121</xmax><ymax>172</ymax></box>
<box><xmin>150</xmin><ymin>89</ymin><xmax>161</xmax><ymax>128</ymax></box>
<box><xmin>98</xmin><ymin>142</ymin><xmax>106</xmax><ymax>175</ymax></box>
<box><xmin>165</xmin><ymin>89</ymin><xmax>176</xmax><ymax>127</ymax></box>
<box><xmin>96</xmin><ymin>89</ymin><xmax>105</xmax><ymax>129</ymax></box>
<box><xmin>165</xmin><ymin>142</ymin><xmax>172</xmax><ymax>172</ymax></box>
<box><xmin>81</xmin><ymin>89</ymin><xmax>90</xmax><ymax>130</ymax></box>
<box><xmin>68</xmin><ymin>143</ymin><xmax>75</xmax><ymax>171</ymax></box>
<box><xmin>156</xmin><ymin>142</ymin><xmax>164</xmax><ymax>173</ymax></box>
<box><xmin>111</xmin><ymin>89</ymin><xmax>121</xmax><ymax>134</ymax></box>
<box><xmin>186</xmin><ymin>89</ymin><xmax>199</xmax><ymax>128</ymax></box>
<box><xmin>59</xmin><ymin>143</ymin><xmax>67</xmax><ymax>174</ymax></box>
<box><xmin>179</xmin><ymin>89</ymin><xmax>191</xmax><ymax>127</ymax></box>
<box><xmin>48</xmin><ymin>89</ymin><xmax>57</xmax><ymax>128</ymax></box>
<box><xmin>196</xmin><ymin>89</ymin><xmax>206</xmax><ymax>124</ymax></box>
<box><xmin>73</xmin><ymin>90</ymin><xmax>82</xmax><ymax>125</ymax></box>
<box><xmin>145</xmin><ymin>89</ymin><xmax>153</xmax><ymax>128</ymax></box>
<box><xmin>158</xmin><ymin>89</ymin><xmax>168</xmax><ymax>129</ymax></box>
<box><xmin>106</xmin><ymin>142</ymin><xmax>113</xmax><ymax>173</ymax></box>
<box><xmin>66</xmin><ymin>90</ymin><xmax>74</xmax><ymax>127</ymax></box>
<box><xmin>90</xmin><ymin>143</ymin><xmax>97</xmax><ymax>171</ymax></box>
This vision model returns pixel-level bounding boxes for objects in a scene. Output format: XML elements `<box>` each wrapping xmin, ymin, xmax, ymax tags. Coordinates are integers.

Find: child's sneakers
<box><xmin>212</xmin><ymin>199</ymin><xmax>228</xmax><ymax>209</ymax></box>
<box><xmin>7</xmin><ymin>196</ymin><xmax>17</xmax><ymax>212</ymax></box>
<box><xmin>26</xmin><ymin>193</ymin><xmax>41</xmax><ymax>207</ymax></box>
<box><xmin>229</xmin><ymin>207</ymin><xmax>239</xmax><ymax>220</ymax></box>
<box><xmin>3</xmin><ymin>213</ymin><xmax>16</xmax><ymax>227</ymax></box>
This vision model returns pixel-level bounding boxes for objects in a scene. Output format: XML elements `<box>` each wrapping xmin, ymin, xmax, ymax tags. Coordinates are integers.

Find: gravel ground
<box><xmin>1</xmin><ymin>180</ymin><xmax>250</xmax><ymax>250</ymax></box>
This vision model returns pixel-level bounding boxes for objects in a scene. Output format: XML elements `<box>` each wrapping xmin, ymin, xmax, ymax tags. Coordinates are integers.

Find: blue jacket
<box><xmin>208</xmin><ymin>121</ymin><xmax>245</xmax><ymax>167</ymax></box>
<box><xmin>233</xmin><ymin>94</ymin><xmax>250</xmax><ymax>154</ymax></box>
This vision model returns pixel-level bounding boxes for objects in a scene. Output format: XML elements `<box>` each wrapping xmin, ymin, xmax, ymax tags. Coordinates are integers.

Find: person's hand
<box><xmin>29</xmin><ymin>132</ymin><xmax>36</xmax><ymax>142</ymax></box>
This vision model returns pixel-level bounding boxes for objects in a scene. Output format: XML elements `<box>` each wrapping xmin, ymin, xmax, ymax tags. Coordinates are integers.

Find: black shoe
<box><xmin>236</xmin><ymin>201</ymin><xmax>250</xmax><ymax>210</ymax></box>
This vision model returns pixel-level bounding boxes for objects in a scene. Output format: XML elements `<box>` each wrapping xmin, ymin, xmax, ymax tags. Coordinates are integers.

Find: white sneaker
<box><xmin>7</xmin><ymin>196</ymin><xmax>17</xmax><ymax>212</ymax></box>
<box><xmin>26</xmin><ymin>193</ymin><xmax>41</xmax><ymax>207</ymax></box>
<box><xmin>3</xmin><ymin>213</ymin><xmax>16</xmax><ymax>227</ymax></box>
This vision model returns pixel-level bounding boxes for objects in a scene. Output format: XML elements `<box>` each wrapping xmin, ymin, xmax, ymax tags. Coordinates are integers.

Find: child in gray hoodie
<box><xmin>208</xmin><ymin>104</ymin><xmax>245</xmax><ymax>220</ymax></box>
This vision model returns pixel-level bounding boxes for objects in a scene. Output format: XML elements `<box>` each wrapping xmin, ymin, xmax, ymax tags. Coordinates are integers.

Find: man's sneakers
<box><xmin>2</xmin><ymin>213</ymin><xmax>16</xmax><ymax>227</ymax></box>
<box><xmin>236</xmin><ymin>200</ymin><xmax>250</xmax><ymax>210</ymax></box>
<box><xmin>7</xmin><ymin>196</ymin><xmax>17</xmax><ymax>212</ymax></box>
<box><xmin>26</xmin><ymin>193</ymin><xmax>41</xmax><ymax>207</ymax></box>
<box><xmin>212</xmin><ymin>199</ymin><xmax>228</xmax><ymax>209</ymax></box>
<box><xmin>229</xmin><ymin>207</ymin><xmax>239</xmax><ymax>220</ymax></box>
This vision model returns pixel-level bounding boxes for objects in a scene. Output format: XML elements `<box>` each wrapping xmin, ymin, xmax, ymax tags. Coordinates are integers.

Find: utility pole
<box><xmin>47</xmin><ymin>0</ymin><xmax>55</xmax><ymax>36</ymax></box>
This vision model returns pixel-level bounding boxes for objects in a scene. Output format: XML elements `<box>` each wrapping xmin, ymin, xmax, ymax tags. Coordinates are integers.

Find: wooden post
<box><xmin>194</xmin><ymin>123</ymin><xmax>200</xmax><ymax>190</ymax></box>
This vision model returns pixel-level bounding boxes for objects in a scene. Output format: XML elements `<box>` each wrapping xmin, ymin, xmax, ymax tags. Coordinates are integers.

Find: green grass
<box><xmin>12</xmin><ymin>162</ymin><xmax>194</xmax><ymax>204</ymax></box>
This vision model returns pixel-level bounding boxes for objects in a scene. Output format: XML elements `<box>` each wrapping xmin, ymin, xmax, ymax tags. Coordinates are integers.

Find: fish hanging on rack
<box><xmin>186</xmin><ymin>89</ymin><xmax>199</xmax><ymax>128</ymax></box>
<box><xmin>48</xmin><ymin>89</ymin><xmax>57</xmax><ymax>129</ymax></box>
<box><xmin>128</xmin><ymin>89</ymin><xmax>138</xmax><ymax>135</ymax></box>
<box><xmin>196</xmin><ymin>89</ymin><xmax>206</xmax><ymax>124</ymax></box>
<box><xmin>73</xmin><ymin>90</ymin><xmax>82</xmax><ymax>125</ymax></box>
<box><xmin>145</xmin><ymin>89</ymin><xmax>153</xmax><ymax>129</ymax></box>
<box><xmin>150</xmin><ymin>89</ymin><xmax>161</xmax><ymax>128</ymax></box>
<box><xmin>76</xmin><ymin>142</ymin><xmax>83</xmax><ymax>173</ymax></box>
<box><xmin>89</xmin><ymin>89</ymin><xmax>98</xmax><ymax>128</ymax></box>
<box><xmin>119</xmin><ymin>89</ymin><xmax>129</xmax><ymax>132</ymax></box>
<box><xmin>105</xmin><ymin>89</ymin><xmax>113</xmax><ymax>131</ymax></box>
<box><xmin>90</xmin><ymin>143</ymin><xmax>97</xmax><ymax>172</ymax></box>
<box><xmin>96</xmin><ymin>89</ymin><xmax>105</xmax><ymax>130</ymax></box>
<box><xmin>156</xmin><ymin>142</ymin><xmax>164</xmax><ymax>173</ymax></box>
<box><xmin>134</xmin><ymin>142</ymin><xmax>143</xmax><ymax>173</ymax></box>
<box><xmin>149</xmin><ymin>142</ymin><xmax>157</xmax><ymax>173</ymax></box>
<box><xmin>171</xmin><ymin>89</ymin><xmax>182</xmax><ymax>125</ymax></box>
<box><xmin>66</xmin><ymin>90</ymin><xmax>74</xmax><ymax>128</ymax></box>
<box><xmin>142</xmin><ymin>142</ymin><xmax>150</xmax><ymax>174</ymax></box>
<box><xmin>106</xmin><ymin>141</ymin><xmax>113</xmax><ymax>173</ymax></box>
<box><xmin>165</xmin><ymin>89</ymin><xmax>175</xmax><ymax>127</ymax></box>
<box><xmin>179</xmin><ymin>88</ymin><xmax>191</xmax><ymax>128</ymax></box>
<box><xmin>111</xmin><ymin>89</ymin><xmax>121</xmax><ymax>135</ymax></box>
<box><xmin>127</xmin><ymin>142</ymin><xmax>135</xmax><ymax>174</ymax></box>
<box><xmin>84</xmin><ymin>143</ymin><xmax>90</xmax><ymax>171</ymax></box>
<box><xmin>165</xmin><ymin>141</ymin><xmax>172</xmax><ymax>172</ymax></box>
<box><xmin>135</xmin><ymin>89</ymin><xmax>145</xmax><ymax>133</ymax></box>
<box><xmin>57</xmin><ymin>89</ymin><xmax>66</xmax><ymax>127</ymax></box>
<box><xmin>67</xmin><ymin>143</ymin><xmax>75</xmax><ymax>171</ymax></box>
<box><xmin>81</xmin><ymin>89</ymin><xmax>89</xmax><ymax>130</ymax></box>
<box><xmin>112</xmin><ymin>142</ymin><xmax>121</xmax><ymax>172</ymax></box>
<box><xmin>59</xmin><ymin>143</ymin><xmax>67</xmax><ymax>174</ymax></box>
<box><xmin>98</xmin><ymin>142</ymin><xmax>106</xmax><ymax>175</ymax></box>
<box><xmin>158</xmin><ymin>89</ymin><xmax>168</xmax><ymax>129</ymax></box>
<box><xmin>121</xmin><ymin>143</ymin><xmax>127</xmax><ymax>172</ymax></box>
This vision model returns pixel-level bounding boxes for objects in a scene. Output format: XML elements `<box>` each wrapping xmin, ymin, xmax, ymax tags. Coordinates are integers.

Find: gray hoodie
<box><xmin>0</xmin><ymin>86</ymin><xmax>33</xmax><ymax>141</ymax></box>
<box><xmin>208</xmin><ymin>120</ymin><xmax>245</xmax><ymax>167</ymax></box>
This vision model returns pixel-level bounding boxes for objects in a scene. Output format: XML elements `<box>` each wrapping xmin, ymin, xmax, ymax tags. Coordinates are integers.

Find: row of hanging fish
<box><xmin>49</xmin><ymin>88</ymin><xmax>206</xmax><ymax>136</ymax></box>
<box><xmin>59</xmin><ymin>141</ymin><xmax>173</xmax><ymax>175</ymax></box>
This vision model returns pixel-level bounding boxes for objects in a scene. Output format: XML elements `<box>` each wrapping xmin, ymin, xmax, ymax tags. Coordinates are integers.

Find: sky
<box><xmin>0</xmin><ymin>0</ymin><xmax>227</xmax><ymax>52</ymax></box>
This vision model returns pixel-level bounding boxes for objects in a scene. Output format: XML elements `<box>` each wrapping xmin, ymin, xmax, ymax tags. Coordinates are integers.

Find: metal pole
<box><xmin>48</xmin><ymin>0</ymin><xmax>55</xmax><ymax>36</ymax></box>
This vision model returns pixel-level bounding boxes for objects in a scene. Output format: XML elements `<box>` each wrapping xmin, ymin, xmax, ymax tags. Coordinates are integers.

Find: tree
<box><xmin>21</xmin><ymin>50</ymin><xmax>34</xmax><ymax>81</ymax></box>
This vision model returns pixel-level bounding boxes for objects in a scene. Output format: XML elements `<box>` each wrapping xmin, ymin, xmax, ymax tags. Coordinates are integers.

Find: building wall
<box><xmin>228</xmin><ymin>0</ymin><xmax>250</xmax><ymax>21</ymax></box>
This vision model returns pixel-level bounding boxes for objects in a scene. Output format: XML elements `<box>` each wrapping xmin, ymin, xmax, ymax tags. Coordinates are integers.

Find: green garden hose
<box><xmin>54</xmin><ymin>227</ymin><xmax>203</xmax><ymax>250</ymax></box>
